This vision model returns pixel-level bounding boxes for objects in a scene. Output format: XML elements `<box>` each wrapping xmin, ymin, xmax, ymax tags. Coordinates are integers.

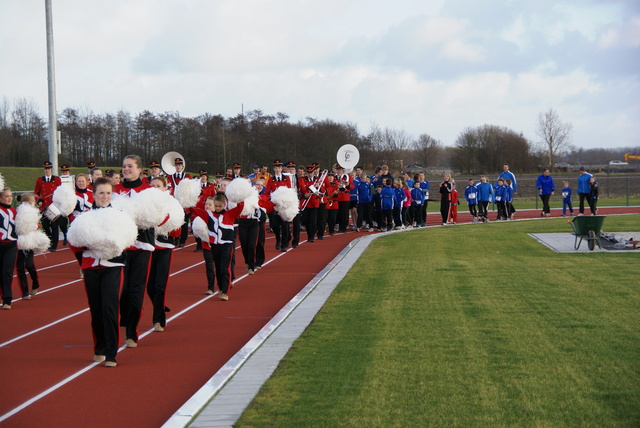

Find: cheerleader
<box><xmin>147</xmin><ymin>176</ymin><xmax>180</xmax><ymax>332</ymax></box>
<box><xmin>113</xmin><ymin>155</ymin><xmax>154</xmax><ymax>348</ymax></box>
<box><xmin>15</xmin><ymin>193</ymin><xmax>41</xmax><ymax>299</ymax></box>
<box><xmin>1</xmin><ymin>188</ymin><xmax>17</xmax><ymax>309</ymax></box>
<box><xmin>74</xmin><ymin>177</ymin><xmax>128</xmax><ymax>367</ymax></box>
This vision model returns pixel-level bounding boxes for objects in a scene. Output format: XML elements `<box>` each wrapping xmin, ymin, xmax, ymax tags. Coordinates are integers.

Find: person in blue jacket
<box><xmin>496</xmin><ymin>164</ymin><xmax>517</xmax><ymax>194</ymax></box>
<box><xmin>410</xmin><ymin>180</ymin><xmax>425</xmax><ymax>227</ymax></box>
<box><xmin>577</xmin><ymin>167</ymin><xmax>593</xmax><ymax>215</ymax></box>
<box><xmin>464</xmin><ymin>178</ymin><xmax>479</xmax><ymax>223</ymax></box>
<box><xmin>475</xmin><ymin>176</ymin><xmax>494</xmax><ymax>222</ymax></box>
<box><xmin>392</xmin><ymin>178</ymin><xmax>406</xmax><ymax>230</ymax></box>
<box><xmin>417</xmin><ymin>172</ymin><xmax>430</xmax><ymax>227</ymax></box>
<box><xmin>494</xmin><ymin>178</ymin><xmax>508</xmax><ymax>220</ymax></box>
<box><xmin>380</xmin><ymin>179</ymin><xmax>395</xmax><ymax>231</ymax></box>
<box><xmin>561</xmin><ymin>181</ymin><xmax>574</xmax><ymax>216</ymax></box>
<box><xmin>536</xmin><ymin>168</ymin><xmax>555</xmax><ymax>217</ymax></box>
<box><xmin>356</xmin><ymin>173</ymin><xmax>373</xmax><ymax>231</ymax></box>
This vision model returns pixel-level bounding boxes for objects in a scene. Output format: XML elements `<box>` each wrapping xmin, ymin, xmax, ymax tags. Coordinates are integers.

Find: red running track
<box><xmin>1</xmin><ymin>206</ymin><xmax>638</xmax><ymax>427</ymax></box>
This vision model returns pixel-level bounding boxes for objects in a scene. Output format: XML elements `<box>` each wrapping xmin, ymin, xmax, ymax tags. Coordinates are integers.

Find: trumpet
<box><xmin>300</xmin><ymin>169</ymin><xmax>329</xmax><ymax>211</ymax></box>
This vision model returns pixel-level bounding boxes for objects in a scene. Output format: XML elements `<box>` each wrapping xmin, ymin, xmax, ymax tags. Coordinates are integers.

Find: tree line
<box><xmin>0</xmin><ymin>97</ymin><xmax>636</xmax><ymax>175</ymax></box>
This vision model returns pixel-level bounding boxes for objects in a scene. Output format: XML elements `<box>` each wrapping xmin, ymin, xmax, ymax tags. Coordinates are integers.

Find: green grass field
<box><xmin>237</xmin><ymin>215</ymin><xmax>640</xmax><ymax>427</ymax></box>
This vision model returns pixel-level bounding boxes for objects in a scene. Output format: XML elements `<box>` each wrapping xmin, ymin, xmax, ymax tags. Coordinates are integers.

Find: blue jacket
<box><xmin>494</xmin><ymin>184</ymin><xmax>507</xmax><ymax>202</ymax></box>
<box><xmin>410</xmin><ymin>187</ymin><xmax>424</xmax><ymax>206</ymax></box>
<box><xmin>380</xmin><ymin>186</ymin><xmax>395</xmax><ymax>210</ymax></box>
<box><xmin>497</xmin><ymin>170</ymin><xmax>517</xmax><ymax>193</ymax></box>
<box><xmin>536</xmin><ymin>174</ymin><xmax>555</xmax><ymax>195</ymax></box>
<box><xmin>464</xmin><ymin>185</ymin><xmax>478</xmax><ymax>205</ymax></box>
<box><xmin>577</xmin><ymin>172</ymin><xmax>593</xmax><ymax>194</ymax></box>
<box><xmin>419</xmin><ymin>181</ymin><xmax>430</xmax><ymax>200</ymax></box>
<box><xmin>504</xmin><ymin>185</ymin><xmax>513</xmax><ymax>203</ymax></box>
<box><xmin>475</xmin><ymin>182</ymin><xmax>494</xmax><ymax>202</ymax></box>
<box><xmin>561</xmin><ymin>187</ymin><xmax>572</xmax><ymax>201</ymax></box>
<box><xmin>357</xmin><ymin>181</ymin><xmax>372</xmax><ymax>203</ymax></box>
<box><xmin>393</xmin><ymin>187</ymin><xmax>405</xmax><ymax>208</ymax></box>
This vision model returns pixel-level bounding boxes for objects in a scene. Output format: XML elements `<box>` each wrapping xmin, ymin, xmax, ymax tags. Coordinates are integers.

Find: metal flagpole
<box><xmin>45</xmin><ymin>0</ymin><xmax>59</xmax><ymax>172</ymax></box>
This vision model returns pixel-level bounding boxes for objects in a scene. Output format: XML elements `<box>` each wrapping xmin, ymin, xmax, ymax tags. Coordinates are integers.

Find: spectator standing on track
<box><xmin>34</xmin><ymin>161</ymin><xmax>62</xmax><ymax>252</ymax></box>
<box><xmin>475</xmin><ymin>176</ymin><xmax>494</xmax><ymax>223</ymax></box>
<box><xmin>372</xmin><ymin>185</ymin><xmax>383</xmax><ymax>231</ymax></box>
<box><xmin>1</xmin><ymin>188</ymin><xmax>18</xmax><ymax>309</ymax></box>
<box><xmin>497</xmin><ymin>164</ymin><xmax>517</xmax><ymax>219</ymax></box>
<box><xmin>494</xmin><ymin>178</ymin><xmax>508</xmax><ymax>221</ymax></box>
<box><xmin>410</xmin><ymin>180</ymin><xmax>424</xmax><ymax>227</ymax></box>
<box><xmin>356</xmin><ymin>173</ymin><xmax>373</xmax><ymax>231</ymax></box>
<box><xmin>15</xmin><ymin>193</ymin><xmax>41</xmax><ymax>299</ymax></box>
<box><xmin>505</xmin><ymin>178</ymin><xmax>515</xmax><ymax>220</ymax></box>
<box><xmin>349</xmin><ymin>169</ymin><xmax>360</xmax><ymax>231</ymax></box>
<box><xmin>380</xmin><ymin>178</ymin><xmax>395</xmax><ymax>231</ymax></box>
<box><xmin>439</xmin><ymin>174</ymin><xmax>453</xmax><ymax>225</ymax></box>
<box><xmin>536</xmin><ymin>169</ymin><xmax>555</xmax><ymax>217</ymax></box>
<box><xmin>577</xmin><ymin>167</ymin><xmax>593</xmax><ymax>215</ymax></box>
<box><xmin>392</xmin><ymin>178</ymin><xmax>405</xmax><ymax>230</ymax></box>
<box><xmin>448</xmin><ymin>180</ymin><xmax>459</xmax><ymax>224</ymax></box>
<box><xmin>417</xmin><ymin>172</ymin><xmax>430</xmax><ymax>227</ymax></box>
<box><xmin>113</xmin><ymin>155</ymin><xmax>154</xmax><ymax>349</ymax></box>
<box><xmin>401</xmin><ymin>180</ymin><xmax>412</xmax><ymax>228</ymax></box>
<box><xmin>464</xmin><ymin>179</ymin><xmax>479</xmax><ymax>223</ymax></box>
<box><xmin>561</xmin><ymin>181</ymin><xmax>574</xmax><ymax>216</ymax></box>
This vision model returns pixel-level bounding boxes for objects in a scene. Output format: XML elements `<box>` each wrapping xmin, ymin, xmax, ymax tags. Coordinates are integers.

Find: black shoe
<box><xmin>194</xmin><ymin>247</ymin><xmax>202</xmax><ymax>252</ymax></box>
<box><xmin>62</xmin><ymin>238</ymin><xmax>68</xmax><ymax>246</ymax></box>
<box><xmin>307</xmin><ymin>240</ymin><xmax>314</xmax><ymax>243</ymax></box>
<box><xmin>317</xmin><ymin>236</ymin><xmax>324</xmax><ymax>240</ymax></box>
<box><xmin>275</xmin><ymin>242</ymin><xmax>281</xmax><ymax>250</ymax></box>
<box><xmin>281</xmin><ymin>247</ymin><xmax>287</xmax><ymax>252</ymax></box>
<box><xmin>292</xmin><ymin>244</ymin><xmax>298</xmax><ymax>248</ymax></box>
<box><xmin>49</xmin><ymin>247</ymin><xmax>57</xmax><ymax>252</ymax></box>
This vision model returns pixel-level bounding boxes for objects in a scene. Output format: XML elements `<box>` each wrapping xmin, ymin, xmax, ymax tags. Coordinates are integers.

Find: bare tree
<box><xmin>413</xmin><ymin>133</ymin><xmax>442</xmax><ymax>168</ymax></box>
<box><xmin>536</xmin><ymin>108</ymin><xmax>573</xmax><ymax>170</ymax></box>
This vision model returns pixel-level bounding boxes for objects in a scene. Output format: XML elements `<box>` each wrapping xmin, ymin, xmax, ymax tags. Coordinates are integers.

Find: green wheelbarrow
<box><xmin>569</xmin><ymin>215</ymin><xmax>606</xmax><ymax>251</ymax></box>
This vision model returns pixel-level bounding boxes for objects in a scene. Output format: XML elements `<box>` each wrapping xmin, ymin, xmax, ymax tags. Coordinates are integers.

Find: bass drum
<box><xmin>43</xmin><ymin>204</ymin><xmax>61</xmax><ymax>222</ymax></box>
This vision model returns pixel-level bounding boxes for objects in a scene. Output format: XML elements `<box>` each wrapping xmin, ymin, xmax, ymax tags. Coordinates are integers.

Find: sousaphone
<box><xmin>161</xmin><ymin>151</ymin><xmax>185</xmax><ymax>176</ymax></box>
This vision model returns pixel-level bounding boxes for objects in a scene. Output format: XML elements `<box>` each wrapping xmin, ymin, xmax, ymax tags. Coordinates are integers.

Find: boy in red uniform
<box><xmin>33</xmin><ymin>161</ymin><xmax>62</xmax><ymax>251</ymax></box>
<box><xmin>448</xmin><ymin>180</ymin><xmax>459</xmax><ymax>224</ymax></box>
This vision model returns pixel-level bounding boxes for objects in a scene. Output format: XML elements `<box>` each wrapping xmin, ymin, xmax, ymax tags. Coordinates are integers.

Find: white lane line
<box><xmin>0</xmin><ymin>241</ymin><xmax>295</xmax><ymax>422</ymax></box>
<box><xmin>0</xmin><ymin>308</ymin><xmax>90</xmax><ymax>349</ymax></box>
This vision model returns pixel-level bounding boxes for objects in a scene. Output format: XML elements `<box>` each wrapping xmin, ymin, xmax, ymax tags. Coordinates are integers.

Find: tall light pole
<box><xmin>45</xmin><ymin>0</ymin><xmax>59</xmax><ymax>171</ymax></box>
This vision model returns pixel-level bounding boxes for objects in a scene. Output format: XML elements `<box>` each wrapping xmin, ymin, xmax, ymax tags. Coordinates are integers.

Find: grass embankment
<box><xmin>237</xmin><ymin>215</ymin><xmax>640</xmax><ymax>427</ymax></box>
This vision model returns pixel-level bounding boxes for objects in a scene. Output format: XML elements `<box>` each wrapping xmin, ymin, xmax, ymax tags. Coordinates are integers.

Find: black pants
<box><xmin>468</xmin><ymin>203</ymin><xmax>478</xmax><ymax>217</ymax></box>
<box><xmin>479</xmin><ymin>201</ymin><xmax>489</xmax><ymax>219</ymax></box>
<box><xmin>120</xmin><ymin>250</ymin><xmax>151</xmax><ymax>342</ymax></box>
<box><xmin>357</xmin><ymin>202</ymin><xmax>372</xmax><ymax>228</ymax></box>
<box><xmin>84</xmin><ymin>266</ymin><xmax>122</xmax><ymax>362</ymax></box>
<box><xmin>326</xmin><ymin>209</ymin><xmax>338</xmax><ymax>235</ymax></box>
<box><xmin>540</xmin><ymin>193</ymin><xmax>551</xmax><ymax>214</ymax></box>
<box><xmin>381</xmin><ymin>209</ymin><xmax>393</xmax><ymax>230</ymax></box>
<box><xmin>211</xmin><ymin>243</ymin><xmax>233</xmax><ymax>294</ymax></box>
<box><xmin>337</xmin><ymin>200</ymin><xmax>350</xmax><ymax>232</ymax></box>
<box><xmin>17</xmin><ymin>249</ymin><xmax>39</xmax><ymax>297</ymax></box>
<box><xmin>579</xmin><ymin>193</ymin><xmax>589</xmax><ymax>214</ymax></box>
<box><xmin>291</xmin><ymin>213</ymin><xmax>301</xmax><ymax>246</ymax></box>
<box><xmin>41</xmin><ymin>214</ymin><xmax>59</xmax><ymax>250</ymax></box>
<box><xmin>179</xmin><ymin>211</ymin><xmax>190</xmax><ymax>245</ymax></box>
<box><xmin>588</xmin><ymin>198</ymin><xmax>598</xmax><ymax>215</ymax></box>
<box><xmin>202</xmin><ymin>247</ymin><xmax>215</xmax><ymax>292</ymax></box>
<box><xmin>440</xmin><ymin>199</ymin><xmax>450</xmax><ymax>224</ymax></box>
<box><xmin>410</xmin><ymin>205</ymin><xmax>423</xmax><ymax>226</ymax></box>
<box><xmin>238</xmin><ymin>219</ymin><xmax>259</xmax><ymax>270</ymax></box>
<box><xmin>421</xmin><ymin>202</ymin><xmax>428</xmax><ymax>226</ymax></box>
<box><xmin>255</xmin><ymin>222</ymin><xmax>266</xmax><ymax>267</ymax></box>
<box><xmin>269</xmin><ymin>212</ymin><xmax>290</xmax><ymax>249</ymax></box>
<box><xmin>58</xmin><ymin>216</ymin><xmax>69</xmax><ymax>243</ymax></box>
<box><xmin>301</xmin><ymin>208</ymin><xmax>317</xmax><ymax>242</ymax></box>
<box><xmin>146</xmin><ymin>248</ymin><xmax>172</xmax><ymax>327</ymax></box>
<box><xmin>1</xmin><ymin>241</ymin><xmax>17</xmax><ymax>305</ymax></box>
<box><xmin>316</xmin><ymin>204</ymin><xmax>326</xmax><ymax>239</ymax></box>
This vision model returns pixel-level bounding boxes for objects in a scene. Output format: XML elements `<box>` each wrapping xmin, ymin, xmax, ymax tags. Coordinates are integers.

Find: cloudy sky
<box><xmin>1</xmin><ymin>0</ymin><xmax>638</xmax><ymax>150</ymax></box>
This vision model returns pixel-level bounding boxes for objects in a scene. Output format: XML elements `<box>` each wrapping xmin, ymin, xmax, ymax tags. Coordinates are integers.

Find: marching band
<box><xmin>1</xmin><ymin>146</ymin><xmax>363</xmax><ymax>367</ymax></box>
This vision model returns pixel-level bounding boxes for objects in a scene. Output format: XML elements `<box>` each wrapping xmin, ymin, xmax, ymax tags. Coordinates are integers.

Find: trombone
<box><xmin>300</xmin><ymin>169</ymin><xmax>329</xmax><ymax>211</ymax></box>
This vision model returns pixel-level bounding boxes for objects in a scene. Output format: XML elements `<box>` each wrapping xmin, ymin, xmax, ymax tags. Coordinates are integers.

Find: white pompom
<box><xmin>270</xmin><ymin>187</ymin><xmax>299</xmax><ymax>222</ymax></box>
<box><xmin>130</xmin><ymin>188</ymin><xmax>169</xmax><ymax>229</ymax></box>
<box><xmin>17</xmin><ymin>230</ymin><xmax>50</xmax><ymax>254</ymax></box>
<box><xmin>0</xmin><ymin>173</ymin><xmax>5</xmax><ymax>191</ymax></box>
<box><xmin>192</xmin><ymin>216</ymin><xmax>209</xmax><ymax>242</ymax></box>
<box><xmin>155</xmin><ymin>194</ymin><xmax>185</xmax><ymax>237</ymax></box>
<box><xmin>226</xmin><ymin>178</ymin><xmax>253</xmax><ymax>203</ymax></box>
<box><xmin>15</xmin><ymin>204</ymin><xmax>41</xmax><ymax>236</ymax></box>
<box><xmin>52</xmin><ymin>185</ymin><xmax>77</xmax><ymax>216</ymax></box>
<box><xmin>174</xmin><ymin>178</ymin><xmax>201</xmax><ymax>208</ymax></box>
<box><xmin>240</xmin><ymin>192</ymin><xmax>260</xmax><ymax>217</ymax></box>
<box><xmin>68</xmin><ymin>207</ymin><xmax>138</xmax><ymax>260</ymax></box>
